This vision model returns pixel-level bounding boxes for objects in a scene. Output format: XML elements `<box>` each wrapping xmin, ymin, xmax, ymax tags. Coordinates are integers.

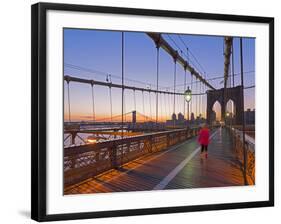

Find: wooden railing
<box><xmin>64</xmin><ymin>127</ymin><xmax>201</xmax><ymax>188</ymax></box>
<box><xmin>228</xmin><ymin>126</ymin><xmax>255</xmax><ymax>185</ymax></box>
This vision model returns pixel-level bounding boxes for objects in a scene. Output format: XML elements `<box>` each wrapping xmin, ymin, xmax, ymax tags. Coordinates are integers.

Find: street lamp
<box><xmin>184</xmin><ymin>86</ymin><xmax>192</xmax><ymax>121</ymax></box>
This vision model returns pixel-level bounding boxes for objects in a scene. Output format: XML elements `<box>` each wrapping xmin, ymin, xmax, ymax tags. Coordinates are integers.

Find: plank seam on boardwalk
<box><xmin>153</xmin><ymin>130</ymin><xmax>219</xmax><ymax>190</ymax></box>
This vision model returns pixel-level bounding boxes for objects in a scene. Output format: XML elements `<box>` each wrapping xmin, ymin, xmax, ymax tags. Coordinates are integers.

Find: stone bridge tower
<box><xmin>206</xmin><ymin>86</ymin><xmax>243</xmax><ymax>125</ymax></box>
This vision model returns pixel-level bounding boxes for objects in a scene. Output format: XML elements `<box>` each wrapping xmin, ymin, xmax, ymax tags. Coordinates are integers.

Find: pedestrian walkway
<box><xmin>64</xmin><ymin>127</ymin><xmax>245</xmax><ymax>195</ymax></box>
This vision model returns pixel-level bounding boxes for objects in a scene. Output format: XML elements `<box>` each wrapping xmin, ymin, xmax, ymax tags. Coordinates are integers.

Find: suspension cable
<box><xmin>195</xmin><ymin>79</ymin><xmax>198</xmax><ymax>118</ymax></box>
<box><xmin>200</xmin><ymin>82</ymin><xmax>203</xmax><ymax>116</ymax></box>
<box><xmin>109</xmin><ymin>87</ymin><xmax>113</xmax><ymax>122</ymax></box>
<box><xmin>121</xmin><ymin>31</ymin><xmax>124</xmax><ymax>141</ymax></box>
<box><xmin>203</xmin><ymin>84</ymin><xmax>206</xmax><ymax>118</ymax></box>
<box><xmin>142</xmin><ymin>90</ymin><xmax>145</xmax><ymax>122</ymax></box>
<box><xmin>133</xmin><ymin>89</ymin><xmax>136</xmax><ymax>111</ymax></box>
<box><xmin>167</xmin><ymin>91</ymin><xmax>171</xmax><ymax>119</ymax></box>
<box><xmin>232</xmin><ymin>43</ymin><xmax>235</xmax><ymax>87</ymax></box>
<box><xmin>124</xmin><ymin>89</ymin><xmax>126</xmax><ymax>122</ymax></box>
<box><xmin>159</xmin><ymin>92</ymin><xmax>162</xmax><ymax>122</ymax></box>
<box><xmin>173</xmin><ymin>60</ymin><xmax>177</xmax><ymax>116</ymax></box>
<box><xmin>197</xmin><ymin>80</ymin><xmax>200</xmax><ymax>118</ymax></box>
<box><xmin>164</xmin><ymin>93</ymin><xmax>168</xmax><ymax>121</ymax></box>
<box><xmin>149</xmin><ymin>91</ymin><xmax>152</xmax><ymax>121</ymax></box>
<box><xmin>156</xmin><ymin>46</ymin><xmax>160</xmax><ymax>124</ymax></box>
<box><xmin>66</xmin><ymin>81</ymin><xmax>71</xmax><ymax>122</ymax></box>
<box><xmin>162</xmin><ymin>93</ymin><xmax>165</xmax><ymax>121</ymax></box>
<box><xmin>91</xmin><ymin>82</ymin><xmax>95</xmax><ymax>122</ymax></box>
<box><xmin>177</xmin><ymin>93</ymin><xmax>180</xmax><ymax>115</ymax></box>
<box><xmin>183</xmin><ymin>69</ymin><xmax>187</xmax><ymax>118</ymax></box>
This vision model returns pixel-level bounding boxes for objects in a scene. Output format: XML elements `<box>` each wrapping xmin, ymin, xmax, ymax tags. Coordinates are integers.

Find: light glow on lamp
<box><xmin>184</xmin><ymin>87</ymin><xmax>192</xmax><ymax>102</ymax></box>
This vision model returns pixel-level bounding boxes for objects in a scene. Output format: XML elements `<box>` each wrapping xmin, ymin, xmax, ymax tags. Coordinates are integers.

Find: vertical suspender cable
<box><xmin>180</xmin><ymin>94</ymin><xmax>182</xmax><ymax>115</ymax></box>
<box><xmin>202</xmin><ymin>84</ymin><xmax>204</xmax><ymax>118</ymax></box>
<box><xmin>240</xmin><ymin>37</ymin><xmax>248</xmax><ymax>185</ymax></box>
<box><xmin>177</xmin><ymin>92</ymin><xmax>181</xmax><ymax>113</ymax></box>
<box><xmin>133</xmin><ymin>90</ymin><xmax>136</xmax><ymax>111</ymax></box>
<box><xmin>197</xmin><ymin>82</ymin><xmax>199</xmax><ymax>118</ymax></box>
<box><xmin>154</xmin><ymin>92</ymin><xmax>157</xmax><ymax>122</ymax></box>
<box><xmin>109</xmin><ymin>87</ymin><xmax>113</xmax><ymax>122</ymax></box>
<box><xmin>120</xmin><ymin>31</ymin><xmax>125</xmax><ymax>167</ymax></box>
<box><xmin>200</xmin><ymin>83</ymin><xmax>203</xmax><ymax>118</ymax></box>
<box><xmin>124</xmin><ymin>90</ymin><xmax>126</xmax><ymax>122</ymax></box>
<box><xmin>183</xmin><ymin>69</ymin><xmax>187</xmax><ymax>118</ymax></box>
<box><xmin>232</xmin><ymin>43</ymin><xmax>235</xmax><ymax>87</ymax></box>
<box><xmin>121</xmin><ymin>32</ymin><xmax>124</xmax><ymax>139</ymax></box>
<box><xmin>159</xmin><ymin>92</ymin><xmax>162</xmax><ymax>122</ymax></box>
<box><xmin>200</xmin><ymin>82</ymin><xmax>203</xmax><ymax>118</ymax></box>
<box><xmin>204</xmin><ymin>84</ymin><xmax>206</xmax><ymax>118</ymax></box>
<box><xmin>197</xmin><ymin>81</ymin><xmax>199</xmax><ymax>118</ymax></box>
<box><xmin>173</xmin><ymin>59</ymin><xmax>177</xmax><ymax>123</ymax></box>
<box><xmin>149</xmin><ymin>90</ymin><xmax>152</xmax><ymax>121</ymax></box>
<box><xmin>190</xmin><ymin>75</ymin><xmax>193</xmax><ymax>119</ymax></box>
<box><xmin>231</xmin><ymin>42</ymin><xmax>235</xmax><ymax>122</ymax></box>
<box><xmin>203</xmin><ymin>83</ymin><xmax>205</xmax><ymax>117</ymax></box>
<box><xmin>186</xmin><ymin>48</ymin><xmax>190</xmax><ymax>120</ymax></box>
<box><xmin>185</xmin><ymin>47</ymin><xmax>189</xmax><ymax>119</ymax></box>
<box><xmin>164</xmin><ymin>93</ymin><xmax>168</xmax><ymax>121</ymax></box>
<box><xmin>156</xmin><ymin>46</ymin><xmax>160</xmax><ymax>124</ymax></box>
<box><xmin>198</xmin><ymin>81</ymin><xmax>201</xmax><ymax>117</ymax></box>
<box><xmin>167</xmin><ymin>91</ymin><xmax>171</xmax><ymax>118</ymax></box>
<box><xmin>201</xmin><ymin>83</ymin><xmax>205</xmax><ymax>117</ymax></box>
<box><xmin>142</xmin><ymin>91</ymin><xmax>145</xmax><ymax>122</ymax></box>
<box><xmin>198</xmin><ymin>82</ymin><xmax>200</xmax><ymax>118</ymax></box>
<box><xmin>198</xmin><ymin>81</ymin><xmax>200</xmax><ymax>118</ymax></box>
<box><xmin>195</xmin><ymin>80</ymin><xmax>197</xmax><ymax>118</ymax></box>
<box><xmin>91</xmin><ymin>82</ymin><xmax>95</xmax><ymax>122</ymax></box>
<box><xmin>162</xmin><ymin>93</ymin><xmax>165</xmax><ymax>122</ymax></box>
<box><xmin>163</xmin><ymin>93</ymin><xmax>165</xmax><ymax>122</ymax></box>
<box><xmin>67</xmin><ymin>81</ymin><xmax>71</xmax><ymax>122</ymax></box>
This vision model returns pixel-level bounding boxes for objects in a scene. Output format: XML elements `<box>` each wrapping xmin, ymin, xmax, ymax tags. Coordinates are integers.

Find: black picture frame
<box><xmin>31</xmin><ymin>2</ymin><xmax>274</xmax><ymax>222</ymax></box>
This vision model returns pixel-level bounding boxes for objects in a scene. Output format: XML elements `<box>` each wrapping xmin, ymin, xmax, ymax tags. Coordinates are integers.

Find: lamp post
<box><xmin>226</xmin><ymin>111</ymin><xmax>230</xmax><ymax>125</ymax></box>
<box><xmin>184</xmin><ymin>86</ymin><xmax>192</xmax><ymax>122</ymax></box>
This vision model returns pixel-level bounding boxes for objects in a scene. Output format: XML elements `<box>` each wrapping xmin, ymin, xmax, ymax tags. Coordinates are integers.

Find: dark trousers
<box><xmin>201</xmin><ymin>144</ymin><xmax>208</xmax><ymax>153</ymax></box>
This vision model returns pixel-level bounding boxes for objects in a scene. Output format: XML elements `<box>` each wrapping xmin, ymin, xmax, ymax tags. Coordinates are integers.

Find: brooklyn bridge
<box><xmin>63</xmin><ymin>31</ymin><xmax>255</xmax><ymax>194</ymax></box>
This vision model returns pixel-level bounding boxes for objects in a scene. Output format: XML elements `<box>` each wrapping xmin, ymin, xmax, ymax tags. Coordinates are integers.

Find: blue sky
<box><xmin>64</xmin><ymin>28</ymin><xmax>255</xmax><ymax>122</ymax></box>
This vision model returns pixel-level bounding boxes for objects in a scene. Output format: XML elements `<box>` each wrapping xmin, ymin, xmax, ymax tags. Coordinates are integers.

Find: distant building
<box><xmin>172</xmin><ymin>113</ymin><xmax>177</xmax><ymax>121</ymax></box>
<box><xmin>190</xmin><ymin>112</ymin><xmax>195</xmax><ymax>122</ymax></box>
<box><xmin>178</xmin><ymin>113</ymin><xmax>185</xmax><ymax>123</ymax></box>
<box><xmin>166</xmin><ymin>112</ymin><xmax>186</xmax><ymax>126</ymax></box>
<box><xmin>244</xmin><ymin>108</ymin><xmax>255</xmax><ymax>124</ymax></box>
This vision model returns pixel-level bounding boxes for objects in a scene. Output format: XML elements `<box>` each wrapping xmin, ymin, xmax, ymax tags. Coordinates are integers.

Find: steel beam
<box><xmin>146</xmin><ymin>32</ymin><xmax>216</xmax><ymax>90</ymax></box>
<box><xmin>64</xmin><ymin>75</ymin><xmax>205</xmax><ymax>96</ymax></box>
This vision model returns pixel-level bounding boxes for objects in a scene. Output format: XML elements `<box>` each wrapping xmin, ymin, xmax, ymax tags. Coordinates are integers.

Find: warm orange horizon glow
<box><xmin>64</xmin><ymin>111</ymin><xmax>206</xmax><ymax>122</ymax></box>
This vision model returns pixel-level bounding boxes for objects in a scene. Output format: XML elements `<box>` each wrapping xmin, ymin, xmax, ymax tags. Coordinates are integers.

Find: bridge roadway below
<box><xmin>64</xmin><ymin>127</ymin><xmax>245</xmax><ymax>194</ymax></box>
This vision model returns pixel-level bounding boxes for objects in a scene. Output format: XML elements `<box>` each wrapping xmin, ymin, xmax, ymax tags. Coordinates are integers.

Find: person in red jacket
<box><xmin>198</xmin><ymin>124</ymin><xmax>210</xmax><ymax>158</ymax></box>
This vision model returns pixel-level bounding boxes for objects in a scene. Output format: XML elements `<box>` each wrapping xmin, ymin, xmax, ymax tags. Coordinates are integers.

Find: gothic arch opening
<box><xmin>225</xmin><ymin>99</ymin><xmax>236</xmax><ymax>125</ymax></box>
<box><xmin>211</xmin><ymin>101</ymin><xmax>222</xmax><ymax>124</ymax></box>
<box><xmin>207</xmin><ymin>86</ymin><xmax>243</xmax><ymax>125</ymax></box>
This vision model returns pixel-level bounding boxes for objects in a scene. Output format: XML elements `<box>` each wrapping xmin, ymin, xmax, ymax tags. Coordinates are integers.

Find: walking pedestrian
<box><xmin>198</xmin><ymin>124</ymin><xmax>210</xmax><ymax>158</ymax></box>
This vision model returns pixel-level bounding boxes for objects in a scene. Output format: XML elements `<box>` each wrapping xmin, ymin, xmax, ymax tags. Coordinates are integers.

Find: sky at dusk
<box><xmin>63</xmin><ymin>28</ymin><xmax>255</xmax><ymax>122</ymax></box>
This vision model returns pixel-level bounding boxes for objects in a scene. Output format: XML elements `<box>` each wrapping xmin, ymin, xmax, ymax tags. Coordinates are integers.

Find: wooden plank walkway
<box><xmin>64</xmin><ymin>127</ymin><xmax>245</xmax><ymax>195</ymax></box>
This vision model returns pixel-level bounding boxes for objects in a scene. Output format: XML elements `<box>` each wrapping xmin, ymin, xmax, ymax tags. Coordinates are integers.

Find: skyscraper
<box><xmin>178</xmin><ymin>113</ymin><xmax>185</xmax><ymax>123</ymax></box>
<box><xmin>190</xmin><ymin>112</ymin><xmax>195</xmax><ymax>121</ymax></box>
<box><xmin>172</xmin><ymin>113</ymin><xmax>177</xmax><ymax>121</ymax></box>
